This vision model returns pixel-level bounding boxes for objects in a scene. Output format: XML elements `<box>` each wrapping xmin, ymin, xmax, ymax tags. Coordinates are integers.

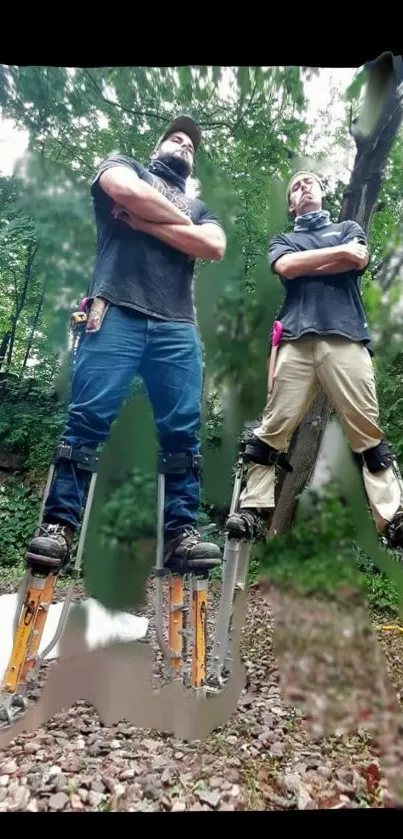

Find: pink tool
<box><xmin>268</xmin><ymin>320</ymin><xmax>283</xmax><ymax>393</ymax></box>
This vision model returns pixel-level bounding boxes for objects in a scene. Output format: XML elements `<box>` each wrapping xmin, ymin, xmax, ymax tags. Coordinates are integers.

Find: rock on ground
<box><xmin>0</xmin><ymin>576</ymin><xmax>402</xmax><ymax>811</ymax></box>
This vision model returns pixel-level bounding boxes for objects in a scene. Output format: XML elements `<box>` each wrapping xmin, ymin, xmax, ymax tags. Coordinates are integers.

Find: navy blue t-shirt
<box><xmin>268</xmin><ymin>219</ymin><xmax>373</xmax><ymax>353</ymax></box>
<box><xmin>88</xmin><ymin>154</ymin><xmax>222</xmax><ymax>323</ymax></box>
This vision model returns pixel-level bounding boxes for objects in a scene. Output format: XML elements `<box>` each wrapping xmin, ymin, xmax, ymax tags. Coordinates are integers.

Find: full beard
<box><xmin>157</xmin><ymin>151</ymin><xmax>191</xmax><ymax>179</ymax></box>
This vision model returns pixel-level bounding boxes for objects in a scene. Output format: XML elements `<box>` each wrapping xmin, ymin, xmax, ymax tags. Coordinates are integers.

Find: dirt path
<box><xmin>0</xmin><ymin>576</ymin><xmax>402</xmax><ymax>811</ymax></box>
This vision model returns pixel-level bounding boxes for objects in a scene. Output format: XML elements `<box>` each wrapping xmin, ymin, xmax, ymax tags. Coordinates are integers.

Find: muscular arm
<box><xmin>139</xmin><ymin>220</ymin><xmax>226</xmax><ymax>260</ymax></box>
<box><xmin>99</xmin><ymin>166</ymin><xmax>192</xmax><ymax>226</ymax></box>
<box><xmin>274</xmin><ymin>245</ymin><xmax>357</xmax><ymax>280</ymax></box>
<box><xmin>311</xmin><ymin>259</ymin><xmax>362</xmax><ymax>275</ymax></box>
<box><xmin>114</xmin><ymin>208</ymin><xmax>227</xmax><ymax>261</ymax></box>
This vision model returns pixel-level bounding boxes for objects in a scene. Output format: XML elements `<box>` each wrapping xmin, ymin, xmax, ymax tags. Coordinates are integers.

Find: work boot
<box><xmin>225</xmin><ymin>507</ymin><xmax>269</xmax><ymax>541</ymax></box>
<box><xmin>164</xmin><ymin>526</ymin><xmax>222</xmax><ymax>574</ymax></box>
<box><xmin>26</xmin><ymin>522</ymin><xmax>74</xmax><ymax>570</ymax></box>
<box><xmin>384</xmin><ymin>508</ymin><xmax>403</xmax><ymax>550</ymax></box>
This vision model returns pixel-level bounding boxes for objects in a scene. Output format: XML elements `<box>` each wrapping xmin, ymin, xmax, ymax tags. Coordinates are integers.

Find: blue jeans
<box><xmin>44</xmin><ymin>305</ymin><xmax>203</xmax><ymax>541</ymax></box>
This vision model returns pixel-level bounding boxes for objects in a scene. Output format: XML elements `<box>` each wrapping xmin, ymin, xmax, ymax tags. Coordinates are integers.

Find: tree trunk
<box><xmin>269</xmin><ymin>52</ymin><xmax>403</xmax><ymax>537</ymax></box>
<box><xmin>0</xmin><ymin>330</ymin><xmax>11</xmax><ymax>372</ymax></box>
<box><xmin>270</xmin><ymin>393</ymin><xmax>332</xmax><ymax>534</ymax></box>
<box><xmin>19</xmin><ymin>274</ymin><xmax>48</xmax><ymax>377</ymax></box>
<box><xmin>5</xmin><ymin>242</ymin><xmax>37</xmax><ymax>370</ymax></box>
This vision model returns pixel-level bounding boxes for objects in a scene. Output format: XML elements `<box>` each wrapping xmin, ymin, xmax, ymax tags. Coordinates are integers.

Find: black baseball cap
<box><xmin>155</xmin><ymin>115</ymin><xmax>201</xmax><ymax>153</ymax></box>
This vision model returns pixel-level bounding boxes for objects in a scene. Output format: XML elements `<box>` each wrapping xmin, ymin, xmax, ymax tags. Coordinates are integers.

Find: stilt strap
<box><xmin>155</xmin><ymin>567</ymin><xmax>173</xmax><ymax>578</ymax></box>
<box><xmin>158</xmin><ymin>451</ymin><xmax>202</xmax><ymax>476</ymax></box>
<box><xmin>54</xmin><ymin>443</ymin><xmax>99</xmax><ymax>473</ymax></box>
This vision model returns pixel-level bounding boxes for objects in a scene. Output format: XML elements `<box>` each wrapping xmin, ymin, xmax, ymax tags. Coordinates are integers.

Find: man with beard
<box><xmin>225</xmin><ymin>170</ymin><xmax>403</xmax><ymax>550</ymax></box>
<box><xmin>26</xmin><ymin>115</ymin><xmax>227</xmax><ymax>573</ymax></box>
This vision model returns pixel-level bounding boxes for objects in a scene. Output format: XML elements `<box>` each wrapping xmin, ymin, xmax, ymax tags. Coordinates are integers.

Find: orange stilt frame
<box><xmin>168</xmin><ymin>575</ymin><xmax>184</xmax><ymax>677</ymax></box>
<box><xmin>1</xmin><ymin>450</ymin><xmax>99</xmax><ymax>726</ymax></box>
<box><xmin>0</xmin><ymin>314</ymin><xmax>103</xmax><ymax>727</ymax></box>
<box><xmin>1</xmin><ymin>573</ymin><xmax>57</xmax><ymax>697</ymax></box>
<box><xmin>191</xmin><ymin>577</ymin><xmax>208</xmax><ymax>690</ymax></box>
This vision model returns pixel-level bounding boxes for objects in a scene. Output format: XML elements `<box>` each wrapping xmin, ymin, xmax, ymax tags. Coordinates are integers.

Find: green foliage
<box><xmin>0</xmin><ymin>379</ymin><xmax>66</xmax><ymax>476</ymax></box>
<box><xmin>256</xmin><ymin>488</ymin><xmax>359</xmax><ymax>594</ymax></box>
<box><xmin>100</xmin><ymin>468</ymin><xmax>157</xmax><ymax>549</ymax></box>
<box><xmin>367</xmin><ymin>134</ymin><xmax>403</xmax><ymax>278</ymax></box>
<box><xmin>344</xmin><ymin>67</ymin><xmax>367</xmax><ymax>104</ymax></box>
<box><xmin>375</xmin><ymin>350</ymin><xmax>403</xmax><ymax>463</ymax></box>
<box><xmin>0</xmin><ymin>377</ymin><xmax>66</xmax><ymax>570</ymax></box>
<box><xmin>0</xmin><ymin>64</ymin><xmax>309</xmax><ymax>400</ymax></box>
<box><xmin>0</xmin><ymin>63</ymin><xmax>402</xmax><ymax>624</ymax></box>
<box><xmin>98</xmin><ymin>455</ymin><xmax>222</xmax><ymax>552</ymax></box>
<box><xmin>202</xmin><ymin>391</ymin><xmax>225</xmax><ymax>450</ymax></box>
<box><xmin>0</xmin><ymin>175</ymin><xmax>41</xmax><ymax>374</ymax></box>
<box><xmin>355</xmin><ymin>549</ymin><xmax>400</xmax><ymax>614</ymax></box>
<box><xmin>255</xmin><ymin>487</ymin><xmax>401</xmax><ymax>616</ymax></box>
<box><xmin>0</xmin><ymin>477</ymin><xmax>40</xmax><ymax>567</ymax></box>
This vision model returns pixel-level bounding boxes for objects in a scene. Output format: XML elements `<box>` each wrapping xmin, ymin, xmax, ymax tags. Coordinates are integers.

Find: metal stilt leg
<box><xmin>0</xmin><ymin>445</ymin><xmax>99</xmax><ymax>727</ymax></box>
<box><xmin>154</xmin><ymin>450</ymin><xmax>213</xmax><ymax>689</ymax></box>
<box><xmin>207</xmin><ymin>448</ymin><xmax>249</xmax><ymax>690</ymax></box>
<box><xmin>154</xmin><ymin>471</ymin><xmax>175</xmax><ymax>679</ymax></box>
<box><xmin>34</xmin><ymin>468</ymin><xmax>98</xmax><ymax>668</ymax></box>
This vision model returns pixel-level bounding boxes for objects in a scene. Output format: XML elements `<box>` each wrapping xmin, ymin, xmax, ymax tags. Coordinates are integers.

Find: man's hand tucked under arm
<box><xmin>274</xmin><ymin>238</ymin><xmax>369</xmax><ymax>280</ymax></box>
<box><xmin>312</xmin><ymin>259</ymin><xmax>365</xmax><ymax>275</ymax></box>
<box><xmin>100</xmin><ymin>166</ymin><xmax>193</xmax><ymax>227</ymax></box>
<box><xmin>112</xmin><ymin>205</ymin><xmax>226</xmax><ymax>261</ymax></box>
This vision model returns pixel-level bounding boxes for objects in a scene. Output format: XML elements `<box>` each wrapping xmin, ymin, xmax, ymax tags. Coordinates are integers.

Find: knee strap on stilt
<box><xmin>25</xmin><ymin>444</ymin><xmax>100</xmax><ymax>573</ymax></box>
<box><xmin>361</xmin><ymin>441</ymin><xmax>394</xmax><ymax>473</ymax></box>
<box><xmin>54</xmin><ymin>443</ymin><xmax>100</xmax><ymax>473</ymax></box>
<box><xmin>158</xmin><ymin>450</ymin><xmax>202</xmax><ymax>477</ymax></box>
<box><xmin>241</xmin><ymin>435</ymin><xmax>293</xmax><ymax>473</ymax></box>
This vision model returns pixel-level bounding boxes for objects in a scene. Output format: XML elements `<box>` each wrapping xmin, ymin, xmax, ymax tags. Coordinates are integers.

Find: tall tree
<box><xmin>0</xmin><ymin>175</ymin><xmax>39</xmax><ymax>373</ymax></box>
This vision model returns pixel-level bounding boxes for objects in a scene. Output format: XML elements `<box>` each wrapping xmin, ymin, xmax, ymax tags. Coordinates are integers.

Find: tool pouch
<box><xmin>85</xmin><ymin>297</ymin><xmax>111</xmax><ymax>333</ymax></box>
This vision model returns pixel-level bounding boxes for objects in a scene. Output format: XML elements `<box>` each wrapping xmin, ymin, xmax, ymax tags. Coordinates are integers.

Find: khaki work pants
<box><xmin>239</xmin><ymin>336</ymin><xmax>402</xmax><ymax>531</ymax></box>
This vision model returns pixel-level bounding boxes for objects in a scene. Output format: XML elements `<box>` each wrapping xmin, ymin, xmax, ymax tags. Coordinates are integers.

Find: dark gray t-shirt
<box><xmin>268</xmin><ymin>219</ymin><xmax>373</xmax><ymax>353</ymax></box>
<box><xmin>88</xmin><ymin>154</ymin><xmax>222</xmax><ymax>323</ymax></box>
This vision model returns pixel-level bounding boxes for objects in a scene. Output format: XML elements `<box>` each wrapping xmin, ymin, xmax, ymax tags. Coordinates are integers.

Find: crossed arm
<box><xmin>273</xmin><ymin>240</ymin><xmax>369</xmax><ymax>280</ymax></box>
<box><xmin>99</xmin><ymin>165</ymin><xmax>227</xmax><ymax>262</ymax></box>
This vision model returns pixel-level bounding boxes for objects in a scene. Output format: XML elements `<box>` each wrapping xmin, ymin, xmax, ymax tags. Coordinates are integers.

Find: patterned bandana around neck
<box><xmin>294</xmin><ymin>209</ymin><xmax>331</xmax><ymax>232</ymax></box>
<box><xmin>148</xmin><ymin>159</ymin><xmax>186</xmax><ymax>193</ymax></box>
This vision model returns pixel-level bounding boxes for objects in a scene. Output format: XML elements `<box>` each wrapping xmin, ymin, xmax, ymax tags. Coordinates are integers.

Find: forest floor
<box><xmin>0</xmin><ymin>569</ymin><xmax>402</xmax><ymax>812</ymax></box>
